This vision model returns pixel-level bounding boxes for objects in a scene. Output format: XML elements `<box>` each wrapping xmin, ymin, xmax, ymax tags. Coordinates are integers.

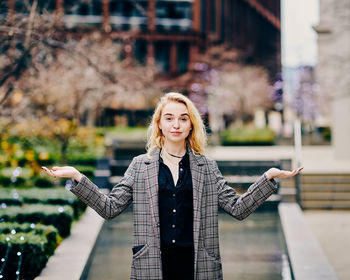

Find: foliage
<box><xmin>0</xmin><ymin>232</ymin><xmax>53</xmax><ymax>280</ymax></box>
<box><xmin>207</xmin><ymin>64</ymin><xmax>273</xmax><ymax>130</ymax></box>
<box><xmin>0</xmin><ymin>123</ymin><xmax>103</xmax><ymax>174</ymax></box>
<box><xmin>220</xmin><ymin>125</ymin><xmax>275</xmax><ymax>146</ymax></box>
<box><xmin>0</xmin><ymin>222</ymin><xmax>60</xmax><ymax>255</ymax></box>
<box><xmin>0</xmin><ymin>187</ymin><xmax>87</xmax><ymax>219</ymax></box>
<box><xmin>0</xmin><ymin>205</ymin><xmax>74</xmax><ymax>238</ymax></box>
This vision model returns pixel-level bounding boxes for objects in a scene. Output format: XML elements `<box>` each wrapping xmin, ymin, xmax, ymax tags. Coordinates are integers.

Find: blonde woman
<box><xmin>42</xmin><ymin>92</ymin><xmax>302</xmax><ymax>280</ymax></box>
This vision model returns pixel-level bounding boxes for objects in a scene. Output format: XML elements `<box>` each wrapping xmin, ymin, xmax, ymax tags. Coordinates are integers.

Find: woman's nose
<box><xmin>173</xmin><ymin>119</ymin><xmax>180</xmax><ymax>128</ymax></box>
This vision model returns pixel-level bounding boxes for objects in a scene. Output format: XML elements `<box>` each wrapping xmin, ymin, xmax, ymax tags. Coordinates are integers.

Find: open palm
<box><xmin>41</xmin><ymin>166</ymin><xmax>82</xmax><ymax>181</ymax></box>
<box><xmin>266</xmin><ymin>167</ymin><xmax>303</xmax><ymax>180</ymax></box>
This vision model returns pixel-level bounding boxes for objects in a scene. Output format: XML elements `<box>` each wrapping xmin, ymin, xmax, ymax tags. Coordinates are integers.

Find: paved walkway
<box><xmin>304</xmin><ymin>210</ymin><xmax>350</xmax><ymax>280</ymax></box>
<box><xmin>208</xmin><ymin>145</ymin><xmax>350</xmax><ymax>280</ymax></box>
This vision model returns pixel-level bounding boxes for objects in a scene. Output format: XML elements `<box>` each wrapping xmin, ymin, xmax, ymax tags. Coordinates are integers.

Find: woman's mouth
<box><xmin>171</xmin><ymin>132</ymin><xmax>182</xmax><ymax>135</ymax></box>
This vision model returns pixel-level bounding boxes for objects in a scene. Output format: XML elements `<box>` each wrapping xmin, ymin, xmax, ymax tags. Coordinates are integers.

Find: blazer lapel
<box><xmin>144</xmin><ymin>148</ymin><xmax>161</xmax><ymax>247</ymax></box>
<box><xmin>188</xmin><ymin>148</ymin><xmax>205</xmax><ymax>275</ymax></box>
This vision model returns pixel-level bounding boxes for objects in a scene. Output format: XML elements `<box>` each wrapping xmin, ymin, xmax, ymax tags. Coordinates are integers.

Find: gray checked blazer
<box><xmin>70</xmin><ymin>147</ymin><xmax>277</xmax><ymax>279</ymax></box>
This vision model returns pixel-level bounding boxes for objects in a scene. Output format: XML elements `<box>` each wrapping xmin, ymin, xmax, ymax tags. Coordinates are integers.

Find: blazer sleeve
<box><xmin>209</xmin><ymin>159</ymin><xmax>278</xmax><ymax>220</ymax></box>
<box><xmin>70</xmin><ymin>157</ymin><xmax>137</xmax><ymax>220</ymax></box>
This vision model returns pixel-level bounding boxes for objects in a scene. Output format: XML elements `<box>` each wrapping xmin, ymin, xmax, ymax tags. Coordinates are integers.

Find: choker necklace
<box><xmin>164</xmin><ymin>149</ymin><xmax>185</xmax><ymax>159</ymax></box>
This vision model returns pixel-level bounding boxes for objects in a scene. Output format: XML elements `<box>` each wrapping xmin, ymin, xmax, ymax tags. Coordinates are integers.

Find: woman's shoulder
<box><xmin>132</xmin><ymin>153</ymin><xmax>157</xmax><ymax>164</ymax></box>
<box><xmin>192</xmin><ymin>152</ymin><xmax>216</xmax><ymax>166</ymax></box>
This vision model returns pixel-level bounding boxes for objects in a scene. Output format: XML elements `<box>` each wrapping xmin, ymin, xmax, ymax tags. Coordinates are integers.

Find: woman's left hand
<box><xmin>265</xmin><ymin>167</ymin><xmax>303</xmax><ymax>180</ymax></box>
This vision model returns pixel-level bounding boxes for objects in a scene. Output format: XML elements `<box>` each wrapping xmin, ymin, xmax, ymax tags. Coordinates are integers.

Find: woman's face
<box><xmin>159</xmin><ymin>101</ymin><xmax>192</xmax><ymax>145</ymax></box>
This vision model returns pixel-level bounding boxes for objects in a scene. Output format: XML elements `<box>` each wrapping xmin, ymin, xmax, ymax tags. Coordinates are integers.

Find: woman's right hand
<box><xmin>41</xmin><ymin>166</ymin><xmax>83</xmax><ymax>182</ymax></box>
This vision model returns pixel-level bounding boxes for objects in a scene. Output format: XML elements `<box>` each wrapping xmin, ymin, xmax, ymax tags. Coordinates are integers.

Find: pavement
<box><xmin>207</xmin><ymin>145</ymin><xmax>350</xmax><ymax>280</ymax></box>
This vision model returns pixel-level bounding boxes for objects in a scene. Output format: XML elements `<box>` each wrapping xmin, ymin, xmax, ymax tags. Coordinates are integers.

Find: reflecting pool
<box><xmin>85</xmin><ymin>210</ymin><xmax>291</xmax><ymax>280</ymax></box>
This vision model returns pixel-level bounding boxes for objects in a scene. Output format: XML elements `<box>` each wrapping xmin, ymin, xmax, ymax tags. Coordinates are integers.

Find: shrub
<box><xmin>73</xmin><ymin>165</ymin><xmax>95</xmax><ymax>179</ymax></box>
<box><xmin>0</xmin><ymin>205</ymin><xmax>74</xmax><ymax>238</ymax></box>
<box><xmin>0</xmin><ymin>232</ymin><xmax>52</xmax><ymax>280</ymax></box>
<box><xmin>33</xmin><ymin>177</ymin><xmax>54</xmax><ymax>188</ymax></box>
<box><xmin>0</xmin><ymin>175</ymin><xmax>26</xmax><ymax>187</ymax></box>
<box><xmin>0</xmin><ymin>175</ymin><xmax>11</xmax><ymax>186</ymax></box>
<box><xmin>66</xmin><ymin>154</ymin><xmax>97</xmax><ymax>166</ymax></box>
<box><xmin>0</xmin><ymin>191</ymin><xmax>22</xmax><ymax>206</ymax></box>
<box><xmin>220</xmin><ymin>125</ymin><xmax>275</xmax><ymax>146</ymax></box>
<box><xmin>0</xmin><ymin>188</ymin><xmax>87</xmax><ymax>219</ymax></box>
<box><xmin>0</xmin><ymin>222</ymin><xmax>60</xmax><ymax>255</ymax></box>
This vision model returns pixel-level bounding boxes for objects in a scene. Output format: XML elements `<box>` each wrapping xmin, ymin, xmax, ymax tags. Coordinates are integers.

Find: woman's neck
<box><xmin>163</xmin><ymin>142</ymin><xmax>186</xmax><ymax>157</ymax></box>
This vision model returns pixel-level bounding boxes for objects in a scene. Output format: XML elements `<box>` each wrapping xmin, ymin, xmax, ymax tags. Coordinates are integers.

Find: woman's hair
<box><xmin>146</xmin><ymin>92</ymin><xmax>207</xmax><ymax>155</ymax></box>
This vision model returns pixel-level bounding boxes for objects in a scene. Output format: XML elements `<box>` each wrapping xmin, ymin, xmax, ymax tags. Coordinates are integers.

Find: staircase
<box><xmin>300</xmin><ymin>174</ymin><xmax>350</xmax><ymax>210</ymax></box>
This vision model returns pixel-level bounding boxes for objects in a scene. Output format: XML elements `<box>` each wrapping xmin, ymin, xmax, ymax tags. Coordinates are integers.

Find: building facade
<box><xmin>314</xmin><ymin>0</ymin><xmax>350</xmax><ymax>158</ymax></box>
<box><xmin>3</xmin><ymin>0</ymin><xmax>281</xmax><ymax>76</ymax></box>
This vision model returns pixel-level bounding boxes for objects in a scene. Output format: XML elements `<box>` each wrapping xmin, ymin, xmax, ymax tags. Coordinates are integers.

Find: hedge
<box><xmin>0</xmin><ymin>188</ymin><xmax>86</xmax><ymax>219</ymax></box>
<box><xmin>0</xmin><ymin>205</ymin><xmax>74</xmax><ymax>238</ymax></box>
<box><xmin>220</xmin><ymin>126</ymin><xmax>276</xmax><ymax>146</ymax></box>
<box><xmin>0</xmin><ymin>232</ymin><xmax>52</xmax><ymax>280</ymax></box>
<box><xmin>0</xmin><ymin>175</ymin><xmax>26</xmax><ymax>187</ymax></box>
<box><xmin>0</xmin><ymin>222</ymin><xmax>60</xmax><ymax>255</ymax></box>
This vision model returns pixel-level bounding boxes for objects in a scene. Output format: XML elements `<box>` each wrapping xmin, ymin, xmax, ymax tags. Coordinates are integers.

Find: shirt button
<box><xmin>180</xmin><ymin>168</ymin><xmax>183</xmax><ymax>171</ymax></box>
<box><xmin>172</xmin><ymin>224</ymin><xmax>175</xmax><ymax>228</ymax></box>
<box><xmin>173</xmin><ymin>209</ymin><xmax>176</xmax><ymax>213</ymax></box>
<box><xmin>173</xmin><ymin>193</ymin><xmax>176</xmax><ymax>197</ymax></box>
<box><xmin>172</xmin><ymin>239</ymin><xmax>176</xmax><ymax>243</ymax></box>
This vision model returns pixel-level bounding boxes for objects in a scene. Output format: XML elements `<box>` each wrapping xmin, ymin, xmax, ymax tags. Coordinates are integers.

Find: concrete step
<box><xmin>301</xmin><ymin>200</ymin><xmax>350</xmax><ymax>210</ymax></box>
<box><xmin>301</xmin><ymin>174</ymin><xmax>350</xmax><ymax>184</ymax></box>
<box><xmin>302</xmin><ymin>192</ymin><xmax>350</xmax><ymax>200</ymax></box>
<box><xmin>301</xmin><ymin>185</ymin><xmax>350</xmax><ymax>192</ymax></box>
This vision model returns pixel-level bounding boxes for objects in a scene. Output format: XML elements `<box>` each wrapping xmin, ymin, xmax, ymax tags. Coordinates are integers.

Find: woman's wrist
<box><xmin>74</xmin><ymin>172</ymin><xmax>83</xmax><ymax>182</ymax></box>
<box><xmin>265</xmin><ymin>169</ymin><xmax>273</xmax><ymax>180</ymax></box>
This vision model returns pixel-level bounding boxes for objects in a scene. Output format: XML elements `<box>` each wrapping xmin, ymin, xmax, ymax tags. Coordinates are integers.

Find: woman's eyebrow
<box><xmin>163</xmin><ymin>113</ymin><xmax>189</xmax><ymax>116</ymax></box>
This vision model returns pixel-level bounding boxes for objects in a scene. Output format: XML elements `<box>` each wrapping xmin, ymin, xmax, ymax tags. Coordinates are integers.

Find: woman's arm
<box><xmin>41</xmin><ymin>159</ymin><xmax>137</xmax><ymax>220</ymax></box>
<box><xmin>210</xmin><ymin>159</ymin><xmax>302</xmax><ymax>220</ymax></box>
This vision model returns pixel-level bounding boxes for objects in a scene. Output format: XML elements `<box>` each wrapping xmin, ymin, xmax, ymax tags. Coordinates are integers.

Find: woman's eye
<box><xmin>166</xmin><ymin>117</ymin><xmax>172</xmax><ymax>121</ymax></box>
<box><xmin>181</xmin><ymin>118</ymin><xmax>188</xmax><ymax>121</ymax></box>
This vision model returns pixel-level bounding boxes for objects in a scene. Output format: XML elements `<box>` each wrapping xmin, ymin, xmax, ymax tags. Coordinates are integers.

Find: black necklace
<box><xmin>164</xmin><ymin>149</ymin><xmax>185</xmax><ymax>159</ymax></box>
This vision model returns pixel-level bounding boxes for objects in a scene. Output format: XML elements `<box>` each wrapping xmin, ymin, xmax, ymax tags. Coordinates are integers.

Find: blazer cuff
<box><xmin>263</xmin><ymin>172</ymin><xmax>278</xmax><ymax>189</ymax></box>
<box><xmin>70</xmin><ymin>175</ymin><xmax>88</xmax><ymax>193</ymax></box>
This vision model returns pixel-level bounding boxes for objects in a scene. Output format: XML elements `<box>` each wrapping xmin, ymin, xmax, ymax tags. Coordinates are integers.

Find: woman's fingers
<box><xmin>41</xmin><ymin>166</ymin><xmax>56</xmax><ymax>177</ymax></box>
<box><xmin>42</xmin><ymin>166</ymin><xmax>77</xmax><ymax>179</ymax></box>
<box><xmin>273</xmin><ymin>167</ymin><xmax>303</xmax><ymax>179</ymax></box>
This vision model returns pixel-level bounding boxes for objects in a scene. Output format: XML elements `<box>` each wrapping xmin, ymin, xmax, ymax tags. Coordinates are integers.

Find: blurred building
<box><xmin>313</xmin><ymin>0</ymin><xmax>350</xmax><ymax>158</ymax></box>
<box><xmin>3</xmin><ymin>0</ymin><xmax>281</xmax><ymax>76</ymax></box>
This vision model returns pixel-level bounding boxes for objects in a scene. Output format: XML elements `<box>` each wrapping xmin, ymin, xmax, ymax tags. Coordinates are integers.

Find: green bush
<box><xmin>0</xmin><ymin>232</ymin><xmax>52</xmax><ymax>280</ymax></box>
<box><xmin>0</xmin><ymin>175</ymin><xmax>26</xmax><ymax>187</ymax></box>
<box><xmin>0</xmin><ymin>191</ymin><xmax>22</xmax><ymax>206</ymax></box>
<box><xmin>0</xmin><ymin>205</ymin><xmax>74</xmax><ymax>238</ymax></box>
<box><xmin>0</xmin><ymin>188</ymin><xmax>87</xmax><ymax>219</ymax></box>
<box><xmin>66</xmin><ymin>154</ymin><xmax>97</xmax><ymax>166</ymax></box>
<box><xmin>220</xmin><ymin>125</ymin><xmax>275</xmax><ymax>146</ymax></box>
<box><xmin>73</xmin><ymin>165</ymin><xmax>95</xmax><ymax>179</ymax></box>
<box><xmin>33</xmin><ymin>177</ymin><xmax>54</xmax><ymax>188</ymax></box>
<box><xmin>0</xmin><ymin>175</ymin><xmax>11</xmax><ymax>186</ymax></box>
<box><xmin>0</xmin><ymin>222</ymin><xmax>60</xmax><ymax>255</ymax></box>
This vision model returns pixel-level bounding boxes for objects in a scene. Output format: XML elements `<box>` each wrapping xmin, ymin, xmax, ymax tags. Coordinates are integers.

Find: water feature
<box><xmin>84</xmin><ymin>210</ymin><xmax>291</xmax><ymax>280</ymax></box>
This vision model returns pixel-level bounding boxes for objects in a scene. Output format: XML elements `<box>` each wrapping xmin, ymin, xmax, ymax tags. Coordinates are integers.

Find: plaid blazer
<box><xmin>71</xmin><ymin>147</ymin><xmax>277</xmax><ymax>279</ymax></box>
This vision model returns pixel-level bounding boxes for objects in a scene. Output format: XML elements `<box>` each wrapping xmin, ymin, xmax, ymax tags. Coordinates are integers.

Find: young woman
<box><xmin>42</xmin><ymin>92</ymin><xmax>302</xmax><ymax>280</ymax></box>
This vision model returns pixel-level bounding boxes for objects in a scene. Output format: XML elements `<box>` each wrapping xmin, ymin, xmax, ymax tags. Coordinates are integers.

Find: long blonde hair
<box><xmin>146</xmin><ymin>92</ymin><xmax>207</xmax><ymax>155</ymax></box>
